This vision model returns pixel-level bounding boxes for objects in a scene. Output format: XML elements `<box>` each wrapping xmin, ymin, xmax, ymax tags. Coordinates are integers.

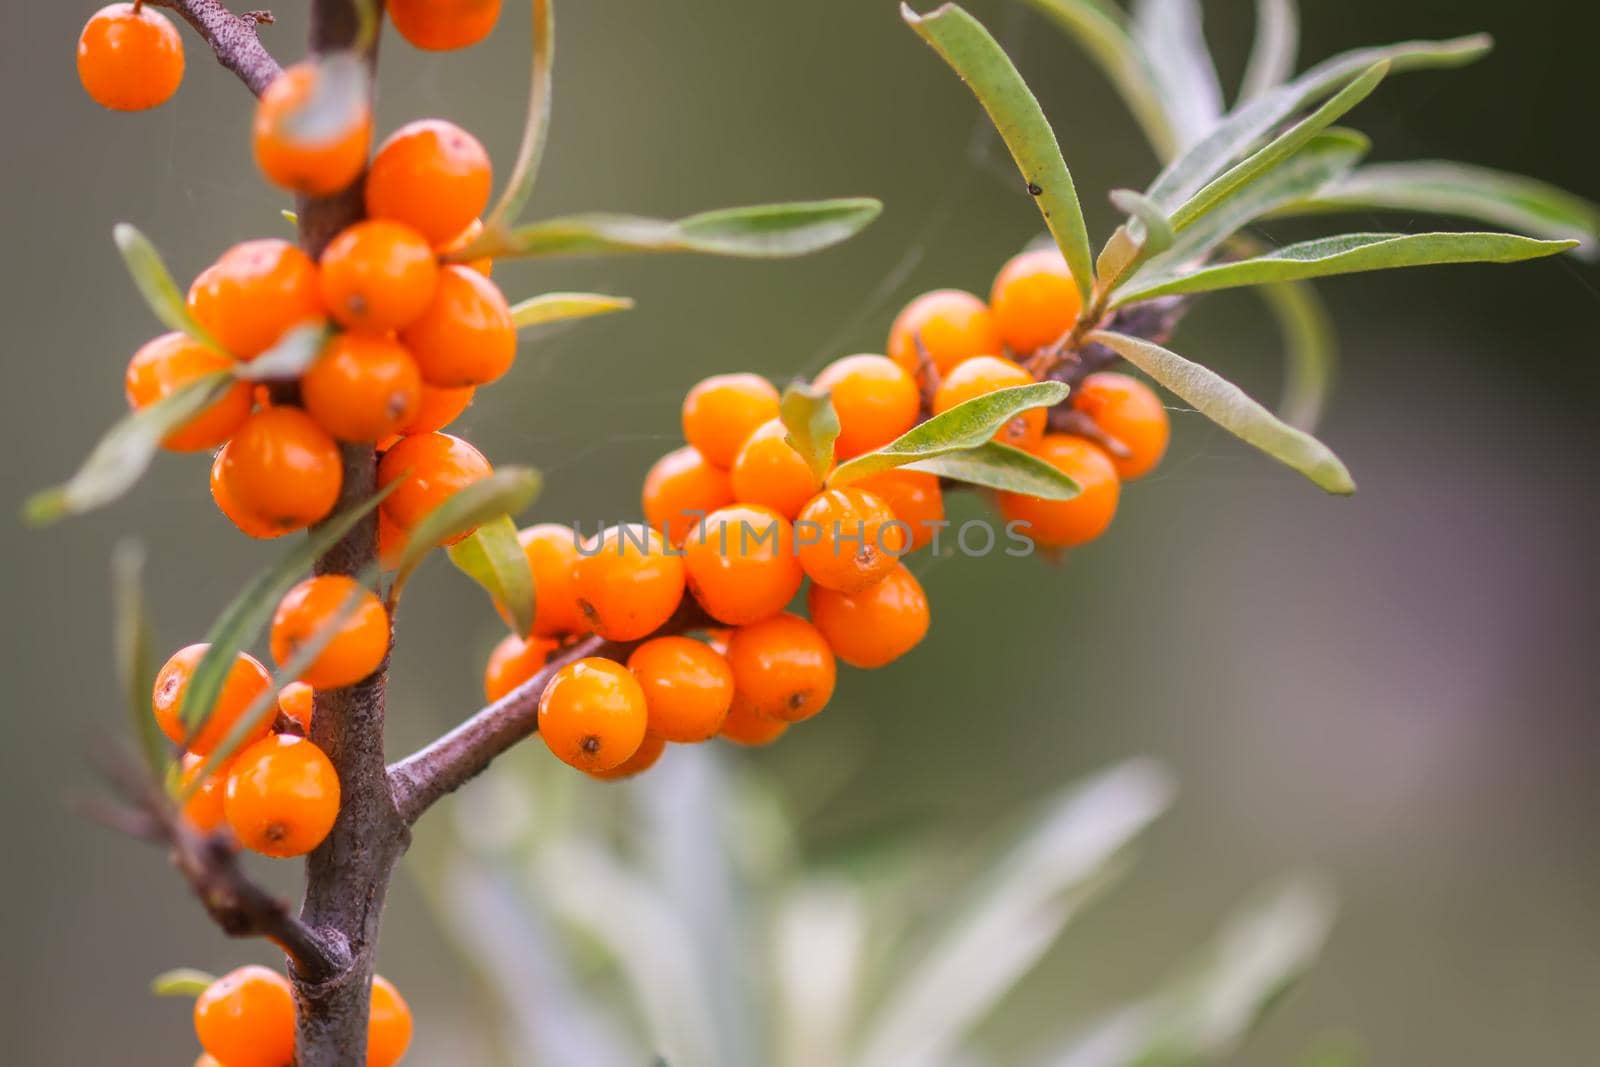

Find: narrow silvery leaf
<box><xmin>233</xmin><ymin>322</ymin><xmax>330</xmax><ymax>381</ymax></box>
<box><xmin>150</xmin><ymin>969</ymin><xmax>216</xmax><ymax>997</ymax></box>
<box><xmin>1131</xmin><ymin>0</ymin><xmax>1223</xmax><ymax>151</ymax></box>
<box><xmin>1098</xmin><ymin>189</ymin><xmax>1175</xmax><ymax>289</ymax></box>
<box><xmin>478</xmin><ymin>0</ymin><xmax>554</xmax><ymax>241</ymax></box>
<box><xmin>1238</xmin><ymin>0</ymin><xmax>1299</xmax><ymax>104</ymax></box>
<box><xmin>113</xmin><ymin>542</ymin><xmax>169</xmax><ymax>779</ymax></box>
<box><xmin>389</xmin><ymin>467</ymin><xmax>543</xmax><ymax>605</ymax></box>
<box><xmin>509</xmin><ymin>292</ymin><xmax>634</xmax><ymax>329</ymax></box>
<box><xmin>447</xmin><ymin>515</ymin><xmax>537</xmax><ymax>638</ymax></box>
<box><xmin>904</xmin><ymin>442</ymin><xmax>1080</xmax><ymax>500</ymax></box>
<box><xmin>1256</xmin><ymin>278</ymin><xmax>1337</xmax><ymax>432</ymax></box>
<box><xmin>113</xmin><ymin>224</ymin><xmax>226</xmax><ymax>354</ymax></box>
<box><xmin>281</xmin><ymin>52</ymin><xmax>368</xmax><ymax>144</ymax></box>
<box><xmin>779</xmin><ymin>382</ymin><xmax>841</xmax><ymax>482</ymax></box>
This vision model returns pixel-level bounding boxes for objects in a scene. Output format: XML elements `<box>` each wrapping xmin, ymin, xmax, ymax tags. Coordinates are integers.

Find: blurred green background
<box><xmin>3</xmin><ymin>0</ymin><xmax>1597</xmax><ymax>1062</ymax></box>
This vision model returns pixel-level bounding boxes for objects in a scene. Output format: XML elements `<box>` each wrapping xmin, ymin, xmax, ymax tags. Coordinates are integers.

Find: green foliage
<box><xmin>149</xmin><ymin>968</ymin><xmax>216</xmax><ymax>998</ymax></box>
<box><xmin>389</xmin><ymin>467</ymin><xmax>543</xmax><ymax>605</ymax></box>
<box><xmin>111</xmin><ymin>223</ymin><xmax>225</xmax><ymax>354</ymax></box>
<box><xmin>112</xmin><ymin>543</ymin><xmax>169</xmax><ymax>780</ymax></box>
<box><xmin>778</xmin><ymin>382</ymin><xmax>841</xmax><ymax>482</ymax></box>
<box><xmin>280</xmin><ymin>52</ymin><xmax>367</xmax><ymax>143</ymax></box>
<box><xmin>509</xmin><ymin>293</ymin><xmax>634</xmax><ymax>330</ymax></box>
<box><xmin>447</xmin><ymin>516</ymin><xmax>538</xmax><ymax>639</ymax></box>
<box><xmin>902</xmin><ymin>442</ymin><xmax>1082</xmax><ymax>498</ymax></box>
<box><xmin>478</xmin><ymin>0</ymin><xmax>554</xmax><ymax>240</ymax></box>
<box><xmin>233</xmin><ymin>322</ymin><xmax>332</xmax><ymax>381</ymax></box>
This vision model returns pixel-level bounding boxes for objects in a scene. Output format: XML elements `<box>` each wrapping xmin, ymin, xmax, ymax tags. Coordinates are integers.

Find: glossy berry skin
<box><xmin>367</xmin><ymin>120</ymin><xmax>493</xmax><ymax>246</ymax></box>
<box><xmin>1071</xmin><ymin>372</ymin><xmax>1169</xmax><ymax>480</ymax></box>
<box><xmin>210</xmin><ymin>445</ymin><xmax>290</xmax><ymax>539</ymax></box>
<box><xmin>253</xmin><ymin>61</ymin><xmax>372</xmax><ymax>196</ymax></box>
<box><xmin>389</xmin><ymin>0</ymin><xmax>502</xmax><ymax>51</ymax></box>
<box><xmin>377</xmin><ymin>432</ymin><xmax>493</xmax><ymax>543</ymax></box>
<box><xmin>990</xmin><ymin>248</ymin><xmax>1083</xmax><ymax>355</ymax></box>
<box><xmin>367</xmin><ymin>974</ymin><xmax>414</xmax><ymax>1067</ymax></box>
<box><xmin>397</xmin><ymin>382</ymin><xmax>475</xmax><ymax>436</ymax></box>
<box><xmin>152</xmin><ymin>644</ymin><xmax>273</xmax><ymax>756</ymax></box>
<box><xmin>855</xmin><ymin>469</ymin><xmax>944</xmax><ymax>553</ymax></box>
<box><xmin>193</xmin><ymin>965</ymin><xmax>296</xmax><ymax>1067</ymax></box>
<box><xmin>179</xmin><ymin>753</ymin><xmax>230</xmax><ymax>834</ymax></box>
<box><xmin>518</xmin><ymin>524</ymin><xmax>585</xmax><ymax>637</ymax></box>
<box><xmin>998</xmin><ymin>434</ymin><xmax>1120</xmax><ymax>548</ymax></box>
<box><xmin>813</xmin><ymin>354</ymin><xmax>920</xmax><ymax>460</ymax></box>
<box><xmin>77</xmin><ymin>4</ymin><xmax>183</xmax><ymax>111</ymax></box>
<box><xmin>729</xmin><ymin>418</ymin><xmax>826</xmax><ymax>520</ymax></box>
<box><xmin>643</xmin><ymin>445</ymin><xmax>734</xmax><ymax>546</ymax></box>
<box><xmin>932</xmin><ymin>355</ymin><xmax>1045</xmax><ymax>451</ymax></box>
<box><xmin>399</xmin><ymin>265</ymin><xmax>516</xmax><ymax>387</ymax></box>
<box><xmin>439</xmin><ymin>218</ymin><xmax>495</xmax><ymax>276</ymax></box>
<box><xmin>224</xmin><ymin>733</ymin><xmax>341</xmax><ymax>858</ymax></box>
<box><xmin>278</xmin><ymin>681</ymin><xmax>314</xmax><ymax>734</ymax></box>
<box><xmin>726</xmin><ymin>613</ymin><xmax>836</xmax><ymax>723</ymax></box>
<box><xmin>887</xmin><ymin>288</ymin><xmax>1000</xmax><ymax>377</ymax></box>
<box><xmin>627</xmin><ymin>636</ymin><xmax>734</xmax><ymax>742</ymax></box>
<box><xmin>124</xmin><ymin>333</ymin><xmax>252</xmax><ymax>451</ymax></box>
<box><xmin>483</xmin><ymin>632</ymin><xmax>559</xmax><ymax>703</ymax></box>
<box><xmin>302</xmin><ymin>333</ymin><xmax>424</xmax><ymax>442</ymax></box>
<box><xmin>538</xmin><ymin>658</ymin><xmax>649</xmax><ymax>772</ymax></box>
<box><xmin>682</xmin><ymin>373</ymin><xmax>781</xmax><ymax>468</ymax></box>
<box><xmin>270</xmin><ymin>575</ymin><xmax>389</xmax><ymax>690</ymax></box>
<box><xmin>682</xmin><ymin>504</ymin><xmax>804</xmax><ymax>626</ymax></box>
<box><xmin>807</xmin><ymin>562</ymin><xmax>929</xmax><ymax>668</ymax></box>
<box><xmin>571</xmin><ymin>525</ymin><xmax>686</xmax><ymax>641</ymax></box>
<box><xmin>794</xmin><ymin>488</ymin><xmax>907</xmax><ymax>593</ymax></box>
<box><xmin>319</xmin><ymin>221</ymin><xmax>440</xmax><ymax>333</ymax></box>
<box><xmin>221</xmin><ymin>407</ymin><xmax>344</xmax><ymax>533</ymax></box>
<box><xmin>588</xmin><ymin>733</ymin><xmax>666</xmax><ymax>781</ymax></box>
<box><xmin>188</xmin><ymin>239</ymin><xmax>323</xmax><ymax>360</ymax></box>
<box><xmin>719</xmin><ymin>700</ymin><xmax>789</xmax><ymax>746</ymax></box>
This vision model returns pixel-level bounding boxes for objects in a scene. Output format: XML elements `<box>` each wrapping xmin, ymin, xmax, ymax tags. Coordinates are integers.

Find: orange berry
<box><xmin>193</xmin><ymin>965</ymin><xmax>296</xmax><ymax>1067</ymax></box>
<box><xmin>389</xmin><ymin>0</ymin><xmax>502</xmax><ymax>52</ymax></box>
<box><xmin>682</xmin><ymin>373</ymin><xmax>780</xmax><ymax>468</ymax></box>
<box><xmin>179</xmin><ymin>753</ymin><xmax>230</xmax><ymax>834</ymax></box>
<box><xmin>627</xmin><ymin>636</ymin><xmax>734</xmax><ymax>742</ymax></box>
<box><xmin>399</xmin><ymin>265</ymin><xmax>516</xmax><ymax>388</ymax></box>
<box><xmin>642</xmin><ymin>445</ymin><xmax>734</xmax><ymax>546</ymax></box>
<box><xmin>813</xmin><ymin>354</ymin><xmax>919</xmax><ymax>460</ymax></box>
<box><xmin>990</xmin><ymin>248</ymin><xmax>1083</xmax><ymax>355</ymax></box>
<box><xmin>517</xmin><ymin>524</ymin><xmax>585</xmax><ymax>637</ymax></box>
<box><xmin>77</xmin><ymin>3</ymin><xmax>183</xmax><ymax>111</ymax></box>
<box><xmin>807</xmin><ymin>562</ymin><xmax>929</xmax><ymax>668</ymax></box>
<box><xmin>1071</xmin><ymin>372</ymin><xmax>1169</xmax><ymax>480</ymax></box>
<box><xmin>188</xmin><ymin>239</ymin><xmax>323</xmax><ymax>360</ymax></box>
<box><xmin>483</xmin><ymin>632</ymin><xmax>559</xmax><ymax>703</ymax></box>
<box><xmin>794</xmin><ymin>488</ymin><xmax>907</xmax><ymax>593</ymax></box>
<box><xmin>397</xmin><ymin>382</ymin><xmax>475</xmax><ymax>435</ymax></box>
<box><xmin>302</xmin><ymin>333</ymin><xmax>423</xmax><ymax>442</ymax></box>
<box><xmin>729</xmin><ymin>418</ymin><xmax>826</xmax><ymax>520</ymax></box>
<box><xmin>270</xmin><ymin>575</ymin><xmax>389</xmax><ymax>690</ymax></box>
<box><xmin>887</xmin><ymin>288</ymin><xmax>1000</xmax><ymax>376</ymax></box>
<box><xmin>124</xmin><ymin>333</ymin><xmax>252</xmax><ymax>452</ymax></box>
<box><xmin>367</xmin><ymin>119</ymin><xmax>493</xmax><ymax>246</ymax></box>
<box><xmin>152</xmin><ymin>644</ymin><xmax>273</xmax><ymax>756</ymax></box>
<box><xmin>438</xmin><ymin>218</ymin><xmax>494</xmax><ymax>276</ymax></box>
<box><xmin>718</xmin><ymin>701</ymin><xmax>788</xmax><ymax>746</ymax></box>
<box><xmin>220</xmin><ymin>407</ymin><xmax>343</xmax><ymax>533</ymax></box>
<box><xmin>196</xmin><ymin>1054</ymin><xmax>225</xmax><ymax>1067</ymax></box>
<box><xmin>854</xmin><ymin>469</ymin><xmax>944</xmax><ymax>553</ymax></box>
<box><xmin>538</xmin><ymin>658</ymin><xmax>648</xmax><ymax>772</ymax></box>
<box><xmin>367</xmin><ymin>974</ymin><xmax>414</xmax><ymax>1067</ymax></box>
<box><xmin>932</xmin><ymin>355</ymin><xmax>1044</xmax><ymax>451</ymax></box>
<box><xmin>278</xmin><ymin>681</ymin><xmax>314</xmax><ymax>734</ymax></box>
<box><xmin>377</xmin><ymin>431</ymin><xmax>493</xmax><ymax>544</ymax></box>
<box><xmin>681</xmin><ymin>504</ymin><xmax>804</xmax><ymax>625</ymax></box>
<box><xmin>998</xmin><ymin>434</ymin><xmax>1120</xmax><ymax>547</ymax></box>
<box><xmin>319</xmin><ymin>221</ymin><xmax>440</xmax><ymax>333</ymax></box>
<box><xmin>210</xmin><ymin>444</ymin><xmax>290</xmax><ymax>539</ymax></box>
<box><xmin>252</xmin><ymin>61</ymin><xmax>372</xmax><ymax>196</ymax></box>
<box><xmin>587</xmin><ymin>733</ymin><xmax>666</xmax><ymax>780</ymax></box>
<box><xmin>704</xmin><ymin>627</ymin><xmax>732</xmax><ymax>655</ymax></box>
<box><xmin>224</xmin><ymin>733</ymin><xmax>341</xmax><ymax>858</ymax></box>
<box><xmin>726</xmin><ymin>613</ymin><xmax>835</xmax><ymax>723</ymax></box>
<box><xmin>570</xmin><ymin>524</ymin><xmax>686</xmax><ymax>640</ymax></box>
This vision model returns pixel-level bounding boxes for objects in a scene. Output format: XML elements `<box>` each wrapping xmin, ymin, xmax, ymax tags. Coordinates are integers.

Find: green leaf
<box><xmin>904</xmin><ymin>442</ymin><xmax>1080</xmax><ymax>500</ymax></box>
<box><xmin>112</xmin><ymin>542</ymin><xmax>170</xmax><ymax>779</ymax></box>
<box><xmin>281</xmin><ymin>52</ymin><xmax>368</xmax><ymax>144</ymax></box>
<box><xmin>476</xmin><ymin>0</ymin><xmax>554</xmax><ymax>242</ymax></box>
<box><xmin>233</xmin><ymin>322</ymin><xmax>330</xmax><ymax>381</ymax></box>
<box><xmin>829</xmin><ymin>381</ymin><xmax>1069</xmax><ymax>486</ymax></box>
<box><xmin>112</xmin><ymin>224</ymin><xmax>225</xmax><ymax>354</ymax></box>
<box><xmin>150</xmin><ymin>968</ymin><xmax>216</xmax><ymax>997</ymax></box>
<box><xmin>1089</xmin><ymin>330</ymin><xmax>1354</xmax><ymax>494</ymax></box>
<box><xmin>446</xmin><ymin>515</ymin><xmax>537</xmax><ymax>639</ymax></box>
<box><xmin>1097</xmin><ymin>189</ymin><xmax>1175</xmax><ymax>289</ymax></box>
<box><xmin>281</xmin><ymin>209</ymin><xmax>298</xmax><ymax>226</ymax></box>
<box><xmin>902</xmin><ymin>3</ymin><xmax>1096</xmax><ymax>304</ymax></box>
<box><xmin>779</xmin><ymin>382</ymin><xmax>841</xmax><ymax>482</ymax></box>
<box><xmin>1115</xmin><ymin>230</ymin><xmax>1576</xmax><ymax>304</ymax></box>
<box><xmin>389</xmin><ymin>467</ymin><xmax>543</xmax><ymax>606</ymax></box>
<box><xmin>1239</xmin><ymin>0</ymin><xmax>1300</xmax><ymax>104</ymax></box>
<box><xmin>24</xmin><ymin>372</ymin><xmax>234</xmax><ymax>525</ymax></box>
<box><xmin>1131</xmin><ymin>0</ymin><xmax>1223</xmax><ymax>151</ymax></box>
<box><xmin>1256</xmin><ymin>276</ymin><xmax>1337</xmax><ymax>432</ymax></box>
<box><xmin>509</xmin><ymin>292</ymin><xmax>634</xmax><ymax>330</ymax></box>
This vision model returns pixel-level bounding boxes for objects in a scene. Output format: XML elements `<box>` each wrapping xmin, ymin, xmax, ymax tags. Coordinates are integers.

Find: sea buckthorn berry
<box><xmin>221</xmin><ymin>407</ymin><xmax>343</xmax><ymax>533</ymax></box>
<box><xmin>855</xmin><ymin>469</ymin><xmax>944</xmax><ymax>553</ymax></box>
<box><xmin>124</xmin><ymin>333</ymin><xmax>252</xmax><ymax>452</ymax></box>
<box><xmin>188</xmin><ymin>239</ymin><xmax>323</xmax><ymax>360</ymax></box>
<box><xmin>627</xmin><ymin>636</ymin><xmax>734</xmax><ymax>742</ymax></box>
<box><xmin>643</xmin><ymin>445</ymin><xmax>734</xmax><ymax>546</ymax></box>
<box><xmin>483</xmin><ymin>632</ymin><xmax>559</xmax><ymax>703</ymax></box>
<box><xmin>888</xmin><ymin>289</ymin><xmax>1000</xmax><ymax>377</ymax></box>
<box><xmin>795</xmin><ymin>488</ymin><xmax>907</xmax><ymax>593</ymax></box>
<box><xmin>152</xmin><ymin>644</ymin><xmax>273</xmax><ymax>756</ymax></box>
<box><xmin>367</xmin><ymin>119</ymin><xmax>493</xmax><ymax>246</ymax></box>
<box><xmin>302</xmin><ymin>333</ymin><xmax>424</xmax><ymax>442</ymax></box>
<box><xmin>682</xmin><ymin>373</ymin><xmax>781</xmax><ymax>468</ymax></box>
<box><xmin>398</xmin><ymin>382</ymin><xmax>475</xmax><ymax>436</ymax></box>
<box><xmin>998</xmin><ymin>434</ymin><xmax>1120</xmax><ymax>548</ymax></box>
<box><xmin>682</xmin><ymin>505</ymin><xmax>803</xmax><ymax>626</ymax></box>
<box><xmin>270</xmin><ymin>575</ymin><xmax>389</xmax><ymax>690</ymax></box>
<box><xmin>719</xmin><ymin>701</ymin><xmax>788</xmax><ymax>747</ymax></box>
<box><xmin>990</xmin><ymin>248</ymin><xmax>1083</xmax><ymax>355</ymax></box>
<box><xmin>438</xmin><ymin>218</ymin><xmax>494</xmax><ymax>276</ymax></box>
<box><xmin>813</xmin><ymin>354</ymin><xmax>920</xmax><ymax>460</ymax></box>
<box><xmin>196</xmin><ymin>1054</ymin><xmax>224</xmax><ymax>1067</ymax></box>
<box><xmin>588</xmin><ymin>733</ymin><xmax>667</xmax><ymax>781</ymax></box>
<box><xmin>210</xmin><ymin>444</ymin><xmax>289</xmax><ymax>539</ymax></box>
<box><xmin>368</xmin><ymin>975</ymin><xmax>414</xmax><ymax>1067</ymax></box>
<box><xmin>377</xmin><ymin>431</ymin><xmax>493</xmax><ymax>544</ymax></box>
<box><xmin>517</xmin><ymin>524</ymin><xmax>585</xmax><ymax>637</ymax></box>
<box><xmin>252</xmin><ymin>61</ymin><xmax>372</xmax><ymax>196</ymax></box>
<box><xmin>193</xmin><ymin>965</ymin><xmax>296</xmax><ymax>1067</ymax></box>
<box><xmin>726</xmin><ymin>613</ymin><xmax>836</xmax><ymax>723</ymax></box>
<box><xmin>1071</xmin><ymin>372</ymin><xmax>1170</xmax><ymax>480</ymax></box>
<box><xmin>399</xmin><ymin>265</ymin><xmax>516</xmax><ymax>388</ymax></box>
<box><xmin>570</xmin><ymin>524</ymin><xmax>686</xmax><ymax>640</ymax></box>
<box><xmin>179</xmin><ymin>753</ymin><xmax>230</xmax><ymax>834</ymax></box>
<box><xmin>319</xmin><ymin>221</ymin><xmax>440</xmax><ymax>333</ymax></box>
<box><xmin>224</xmin><ymin>734</ymin><xmax>341</xmax><ymax>858</ymax></box>
<box><xmin>808</xmin><ymin>562</ymin><xmax>930</xmax><ymax>668</ymax></box>
<box><xmin>704</xmin><ymin>627</ymin><xmax>732</xmax><ymax>655</ymax></box>
<box><xmin>77</xmin><ymin>3</ymin><xmax>183</xmax><ymax>111</ymax></box>
<box><xmin>932</xmin><ymin>354</ymin><xmax>1044</xmax><ymax>451</ymax></box>
<box><xmin>278</xmin><ymin>681</ymin><xmax>314</xmax><ymax>734</ymax></box>
<box><xmin>389</xmin><ymin>0</ymin><xmax>502</xmax><ymax>52</ymax></box>
<box><xmin>729</xmin><ymin>418</ymin><xmax>826</xmax><ymax>520</ymax></box>
<box><xmin>538</xmin><ymin>658</ymin><xmax>648</xmax><ymax>772</ymax></box>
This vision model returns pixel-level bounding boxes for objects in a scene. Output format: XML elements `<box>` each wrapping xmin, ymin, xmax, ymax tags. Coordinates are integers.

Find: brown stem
<box><xmin>148</xmin><ymin>0</ymin><xmax>282</xmax><ymax>96</ymax></box>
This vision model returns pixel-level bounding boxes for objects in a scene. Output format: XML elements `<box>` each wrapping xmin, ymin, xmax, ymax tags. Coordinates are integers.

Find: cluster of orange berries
<box><xmin>190</xmin><ymin>964</ymin><xmax>411</xmax><ymax>1067</ymax></box>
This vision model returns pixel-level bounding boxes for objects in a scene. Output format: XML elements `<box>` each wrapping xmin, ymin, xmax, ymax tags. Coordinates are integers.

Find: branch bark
<box><xmin>149</xmin><ymin>0</ymin><xmax>282</xmax><ymax>96</ymax></box>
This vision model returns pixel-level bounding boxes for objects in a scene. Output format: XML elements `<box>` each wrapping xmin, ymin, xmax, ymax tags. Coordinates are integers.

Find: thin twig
<box><xmin>148</xmin><ymin>0</ymin><xmax>283</xmax><ymax>96</ymax></box>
